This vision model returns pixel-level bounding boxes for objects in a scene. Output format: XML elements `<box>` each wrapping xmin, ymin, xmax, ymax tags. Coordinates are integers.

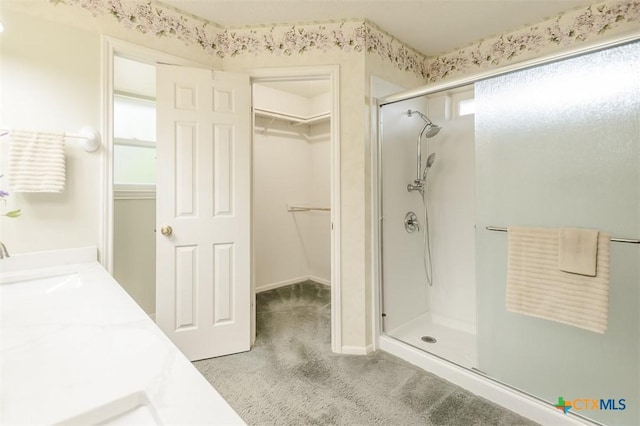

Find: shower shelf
<box><xmin>485</xmin><ymin>226</ymin><xmax>640</xmax><ymax>244</ymax></box>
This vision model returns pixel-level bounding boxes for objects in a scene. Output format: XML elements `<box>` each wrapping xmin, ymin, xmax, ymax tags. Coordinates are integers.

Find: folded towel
<box><xmin>558</xmin><ymin>227</ymin><xmax>599</xmax><ymax>276</ymax></box>
<box><xmin>8</xmin><ymin>130</ymin><xmax>66</xmax><ymax>193</ymax></box>
<box><xmin>506</xmin><ymin>226</ymin><xmax>610</xmax><ymax>334</ymax></box>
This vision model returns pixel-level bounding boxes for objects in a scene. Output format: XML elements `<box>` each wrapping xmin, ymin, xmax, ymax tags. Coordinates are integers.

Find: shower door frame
<box><xmin>372</xmin><ymin>32</ymin><xmax>640</xmax><ymax>425</ymax></box>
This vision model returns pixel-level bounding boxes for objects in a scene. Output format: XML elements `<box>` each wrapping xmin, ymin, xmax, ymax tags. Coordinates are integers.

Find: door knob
<box><xmin>160</xmin><ymin>225</ymin><xmax>173</xmax><ymax>236</ymax></box>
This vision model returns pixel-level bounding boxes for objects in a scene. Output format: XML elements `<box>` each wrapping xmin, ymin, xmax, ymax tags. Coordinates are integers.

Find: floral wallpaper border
<box><xmin>363</xmin><ymin>21</ymin><xmax>427</xmax><ymax>78</ymax></box>
<box><xmin>424</xmin><ymin>0</ymin><xmax>640</xmax><ymax>82</ymax></box>
<box><xmin>51</xmin><ymin>0</ymin><xmax>428</xmax><ymax>75</ymax></box>
<box><xmin>51</xmin><ymin>0</ymin><xmax>222</xmax><ymax>52</ymax></box>
<box><xmin>52</xmin><ymin>0</ymin><xmax>639</xmax><ymax>81</ymax></box>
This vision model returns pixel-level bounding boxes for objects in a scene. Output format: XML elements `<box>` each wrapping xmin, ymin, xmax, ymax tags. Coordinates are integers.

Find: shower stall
<box><xmin>380</xmin><ymin>89</ymin><xmax>477</xmax><ymax>368</ymax></box>
<box><xmin>377</xmin><ymin>38</ymin><xmax>640</xmax><ymax>426</ymax></box>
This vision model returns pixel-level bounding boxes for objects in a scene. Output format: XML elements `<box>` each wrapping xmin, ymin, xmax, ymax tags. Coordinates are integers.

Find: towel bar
<box><xmin>485</xmin><ymin>226</ymin><xmax>640</xmax><ymax>244</ymax></box>
<box><xmin>0</xmin><ymin>126</ymin><xmax>101</xmax><ymax>152</ymax></box>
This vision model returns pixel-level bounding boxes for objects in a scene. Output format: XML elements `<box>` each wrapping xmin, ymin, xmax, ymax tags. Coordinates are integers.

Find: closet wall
<box><xmin>253</xmin><ymin>83</ymin><xmax>331</xmax><ymax>291</ymax></box>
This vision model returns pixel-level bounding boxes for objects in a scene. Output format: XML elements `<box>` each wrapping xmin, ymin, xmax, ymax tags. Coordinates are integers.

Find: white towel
<box><xmin>506</xmin><ymin>226</ymin><xmax>610</xmax><ymax>334</ymax></box>
<box><xmin>558</xmin><ymin>227</ymin><xmax>599</xmax><ymax>276</ymax></box>
<box><xmin>8</xmin><ymin>130</ymin><xmax>66</xmax><ymax>193</ymax></box>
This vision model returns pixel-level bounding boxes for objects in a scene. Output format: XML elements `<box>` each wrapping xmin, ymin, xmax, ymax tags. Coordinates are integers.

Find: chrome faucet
<box><xmin>407</xmin><ymin>180</ymin><xmax>424</xmax><ymax>194</ymax></box>
<box><xmin>0</xmin><ymin>241</ymin><xmax>9</xmax><ymax>259</ymax></box>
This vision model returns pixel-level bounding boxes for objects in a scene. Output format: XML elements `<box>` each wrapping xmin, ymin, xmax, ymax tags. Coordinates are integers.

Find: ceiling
<box><xmin>163</xmin><ymin>0</ymin><xmax>593</xmax><ymax>57</ymax></box>
<box><xmin>258</xmin><ymin>80</ymin><xmax>331</xmax><ymax>98</ymax></box>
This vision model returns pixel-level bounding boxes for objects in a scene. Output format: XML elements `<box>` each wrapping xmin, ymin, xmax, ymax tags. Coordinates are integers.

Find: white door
<box><xmin>156</xmin><ymin>65</ymin><xmax>251</xmax><ymax>361</ymax></box>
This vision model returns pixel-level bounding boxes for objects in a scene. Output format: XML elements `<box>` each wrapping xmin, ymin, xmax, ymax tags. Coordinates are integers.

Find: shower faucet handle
<box><xmin>404</xmin><ymin>212</ymin><xmax>420</xmax><ymax>233</ymax></box>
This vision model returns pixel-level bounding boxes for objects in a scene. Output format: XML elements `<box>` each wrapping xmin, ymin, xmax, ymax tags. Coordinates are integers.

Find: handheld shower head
<box><xmin>426</xmin><ymin>152</ymin><xmax>436</xmax><ymax>168</ymax></box>
<box><xmin>422</xmin><ymin>153</ymin><xmax>436</xmax><ymax>180</ymax></box>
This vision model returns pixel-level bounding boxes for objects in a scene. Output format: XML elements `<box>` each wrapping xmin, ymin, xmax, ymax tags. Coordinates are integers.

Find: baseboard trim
<box><xmin>341</xmin><ymin>344</ymin><xmax>374</xmax><ymax>355</ymax></box>
<box><xmin>256</xmin><ymin>275</ymin><xmax>331</xmax><ymax>293</ymax></box>
<box><xmin>379</xmin><ymin>336</ymin><xmax>589</xmax><ymax>426</ymax></box>
<box><xmin>308</xmin><ymin>275</ymin><xmax>331</xmax><ymax>286</ymax></box>
<box><xmin>256</xmin><ymin>276</ymin><xmax>310</xmax><ymax>293</ymax></box>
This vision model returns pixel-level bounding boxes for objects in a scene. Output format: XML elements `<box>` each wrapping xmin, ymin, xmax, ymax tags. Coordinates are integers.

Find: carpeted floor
<box><xmin>194</xmin><ymin>281</ymin><xmax>537</xmax><ymax>425</ymax></box>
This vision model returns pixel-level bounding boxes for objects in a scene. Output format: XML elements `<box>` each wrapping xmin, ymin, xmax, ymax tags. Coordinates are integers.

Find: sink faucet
<box><xmin>0</xmin><ymin>241</ymin><xmax>9</xmax><ymax>259</ymax></box>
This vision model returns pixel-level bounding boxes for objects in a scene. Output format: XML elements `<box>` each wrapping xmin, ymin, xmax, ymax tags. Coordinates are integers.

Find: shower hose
<box><xmin>421</xmin><ymin>190</ymin><xmax>434</xmax><ymax>287</ymax></box>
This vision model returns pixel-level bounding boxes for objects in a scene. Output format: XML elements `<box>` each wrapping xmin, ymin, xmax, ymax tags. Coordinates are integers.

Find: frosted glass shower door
<box><xmin>475</xmin><ymin>41</ymin><xmax>640</xmax><ymax>425</ymax></box>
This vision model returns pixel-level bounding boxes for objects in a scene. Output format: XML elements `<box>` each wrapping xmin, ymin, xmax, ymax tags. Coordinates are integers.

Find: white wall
<box><xmin>0</xmin><ymin>9</ymin><xmax>102</xmax><ymax>255</ymax></box>
<box><xmin>253</xmin><ymin>84</ymin><xmax>314</xmax><ymax>117</ymax></box>
<box><xmin>307</xmin><ymin>121</ymin><xmax>332</xmax><ymax>281</ymax></box>
<box><xmin>253</xmin><ymin>86</ymin><xmax>331</xmax><ymax>290</ymax></box>
<box><xmin>113</xmin><ymin>198</ymin><xmax>156</xmax><ymax>314</ymax></box>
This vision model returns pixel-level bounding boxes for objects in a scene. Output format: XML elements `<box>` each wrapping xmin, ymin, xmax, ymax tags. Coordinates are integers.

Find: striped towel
<box><xmin>506</xmin><ymin>226</ymin><xmax>610</xmax><ymax>334</ymax></box>
<box><xmin>8</xmin><ymin>130</ymin><xmax>66</xmax><ymax>193</ymax></box>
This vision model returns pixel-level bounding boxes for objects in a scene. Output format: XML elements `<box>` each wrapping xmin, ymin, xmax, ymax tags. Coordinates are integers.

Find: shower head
<box><xmin>408</xmin><ymin>110</ymin><xmax>442</xmax><ymax>138</ymax></box>
<box><xmin>423</xmin><ymin>123</ymin><xmax>441</xmax><ymax>138</ymax></box>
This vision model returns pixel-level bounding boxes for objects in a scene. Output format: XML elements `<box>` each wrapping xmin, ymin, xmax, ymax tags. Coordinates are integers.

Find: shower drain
<box><xmin>421</xmin><ymin>336</ymin><xmax>437</xmax><ymax>344</ymax></box>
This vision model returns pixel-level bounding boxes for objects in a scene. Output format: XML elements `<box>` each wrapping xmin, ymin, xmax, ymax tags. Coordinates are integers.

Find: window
<box><xmin>458</xmin><ymin>98</ymin><xmax>475</xmax><ymax>116</ymax></box>
<box><xmin>112</xmin><ymin>55</ymin><xmax>156</xmax><ymax>192</ymax></box>
<box><xmin>114</xmin><ymin>95</ymin><xmax>156</xmax><ymax>142</ymax></box>
<box><xmin>113</xmin><ymin>94</ymin><xmax>156</xmax><ymax>187</ymax></box>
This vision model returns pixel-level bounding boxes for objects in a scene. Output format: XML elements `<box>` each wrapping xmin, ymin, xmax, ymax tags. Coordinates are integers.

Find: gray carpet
<box><xmin>194</xmin><ymin>281</ymin><xmax>537</xmax><ymax>425</ymax></box>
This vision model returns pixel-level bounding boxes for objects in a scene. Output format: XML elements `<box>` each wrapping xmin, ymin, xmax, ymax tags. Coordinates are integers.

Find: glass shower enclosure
<box><xmin>378</xmin><ymin>40</ymin><xmax>640</xmax><ymax>425</ymax></box>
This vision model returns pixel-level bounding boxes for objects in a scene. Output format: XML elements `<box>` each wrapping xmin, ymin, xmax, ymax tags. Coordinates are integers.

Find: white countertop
<box><xmin>0</xmin><ymin>247</ymin><xmax>245</xmax><ymax>425</ymax></box>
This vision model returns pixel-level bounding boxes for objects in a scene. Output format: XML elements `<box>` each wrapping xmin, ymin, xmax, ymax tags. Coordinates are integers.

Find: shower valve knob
<box><xmin>404</xmin><ymin>212</ymin><xmax>420</xmax><ymax>233</ymax></box>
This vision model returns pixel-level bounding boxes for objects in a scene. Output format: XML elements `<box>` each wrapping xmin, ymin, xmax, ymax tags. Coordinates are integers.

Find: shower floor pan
<box><xmin>386</xmin><ymin>313</ymin><xmax>477</xmax><ymax>368</ymax></box>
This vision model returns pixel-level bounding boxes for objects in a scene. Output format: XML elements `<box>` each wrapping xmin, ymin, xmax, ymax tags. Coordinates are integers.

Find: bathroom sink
<box><xmin>54</xmin><ymin>391</ymin><xmax>161</xmax><ymax>425</ymax></box>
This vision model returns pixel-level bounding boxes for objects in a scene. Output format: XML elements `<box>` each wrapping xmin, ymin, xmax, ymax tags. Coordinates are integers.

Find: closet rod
<box><xmin>287</xmin><ymin>205</ymin><xmax>331</xmax><ymax>212</ymax></box>
<box><xmin>254</xmin><ymin>108</ymin><xmax>330</xmax><ymax>125</ymax></box>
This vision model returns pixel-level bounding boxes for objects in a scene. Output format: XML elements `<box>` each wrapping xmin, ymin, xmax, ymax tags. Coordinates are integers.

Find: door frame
<box><xmin>249</xmin><ymin>66</ymin><xmax>342</xmax><ymax>353</ymax></box>
<box><xmin>100</xmin><ymin>37</ymin><xmax>208</xmax><ymax>274</ymax></box>
<box><xmin>101</xmin><ymin>41</ymin><xmax>343</xmax><ymax>353</ymax></box>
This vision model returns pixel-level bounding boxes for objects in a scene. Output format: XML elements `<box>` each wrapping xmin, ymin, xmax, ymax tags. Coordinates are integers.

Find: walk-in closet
<box><xmin>252</xmin><ymin>80</ymin><xmax>332</xmax><ymax>292</ymax></box>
